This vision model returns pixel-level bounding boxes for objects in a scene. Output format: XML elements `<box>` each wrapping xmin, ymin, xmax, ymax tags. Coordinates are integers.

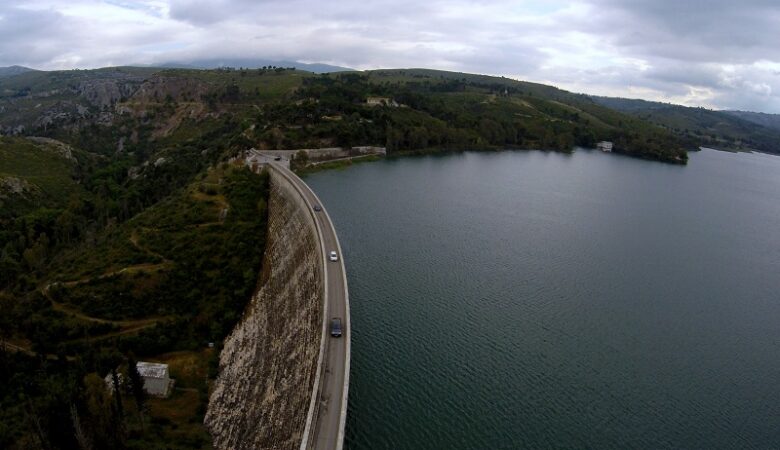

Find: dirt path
<box><xmin>2</xmin><ymin>339</ymin><xmax>77</xmax><ymax>361</ymax></box>
<box><xmin>49</xmin><ymin>299</ymin><xmax>171</xmax><ymax>330</ymax></box>
<box><xmin>35</xmin><ymin>213</ymin><xmax>223</xmax><ymax>344</ymax></box>
<box><xmin>129</xmin><ymin>228</ymin><xmax>173</xmax><ymax>262</ymax></box>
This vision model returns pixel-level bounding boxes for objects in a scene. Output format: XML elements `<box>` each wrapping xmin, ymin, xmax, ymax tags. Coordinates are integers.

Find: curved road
<box><xmin>269</xmin><ymin>162</ymin><xmax>350</xmax><ymax>450</ymax></box>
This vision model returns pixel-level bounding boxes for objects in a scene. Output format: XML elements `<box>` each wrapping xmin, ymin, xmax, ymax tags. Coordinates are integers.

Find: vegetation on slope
<box><xmin>0</xmin><ymin>164</ymin><xmax>269</xmax><ymax>449</ymax></box>
<box><xmin>245</xmin><ymin>69</ymin><xmax>688</xmax><ymax>163</ymax></box>
<box><xmin>592</xmin><ymin>96</ymin><xmax>780</xmax><ymax>154</ymax></box>
<box><xmin>723</xmin><ymin>110</ymin><xmax>780</xmax><ymax>133</ymax></box>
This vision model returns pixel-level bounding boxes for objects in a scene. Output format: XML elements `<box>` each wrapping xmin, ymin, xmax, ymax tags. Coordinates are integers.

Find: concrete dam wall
<box><xmin>205</xmin><ymin>167</ymin><xmax>324</xmax><ymax>450</ymax></box>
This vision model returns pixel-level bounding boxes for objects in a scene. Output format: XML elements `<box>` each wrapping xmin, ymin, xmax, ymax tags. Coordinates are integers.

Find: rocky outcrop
<box><xmin>27</xmin><ymin>136</ymin><xmax>77</xmax><ymax>161</ymax></box>
<box><xmin>77</xmin><ymin>78</ymin><xmax>138</xmax><ymax>109</ymax></box>
<box><xmin>130</xmin><ymin>75</ymin><xmax>211</xmax><ymax>104</ymax></box>
<box><xmin>0</xmin><ymin>176</ymin><xmax>36</xmax><ymax>198</ymax></box>
<box><xmin>205</xmin><ymin>169</ymin><xmax>323</xmax><ymax>450</ymax></box>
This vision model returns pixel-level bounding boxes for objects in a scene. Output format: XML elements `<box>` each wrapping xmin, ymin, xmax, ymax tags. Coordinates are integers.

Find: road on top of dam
<box><xmin>270</xmin><ymin>162</ymin><xmax>349</xmax><ymax>450</ymax></box>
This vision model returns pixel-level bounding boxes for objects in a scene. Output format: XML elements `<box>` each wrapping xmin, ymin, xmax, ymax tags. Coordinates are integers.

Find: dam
<box><xmin>205</xmin><ymin>156</ymin><xmax>350</xmax><ymax>450</ymax></box>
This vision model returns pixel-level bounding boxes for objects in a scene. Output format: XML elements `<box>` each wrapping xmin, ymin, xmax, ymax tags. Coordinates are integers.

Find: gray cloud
<box><xmin>0</xmin><ymin>6</ymin><xmax>75</xmax><ymax>64</ymax></box>
<box><xmin>0</xmin><ymin>0</ymin><xmax>779</xmax><ymax>112</ymax></box>
<box><xmin>585</xmin><ymin>0</ymin><xmax>780</xmax><ymax>63</ymax></box>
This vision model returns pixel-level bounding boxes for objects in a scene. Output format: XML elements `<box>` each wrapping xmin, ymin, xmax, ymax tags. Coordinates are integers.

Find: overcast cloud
<box><xmin>1</xmin><ymin>0</ymin><xmax>779</xmax><ymax>112</ymax></box>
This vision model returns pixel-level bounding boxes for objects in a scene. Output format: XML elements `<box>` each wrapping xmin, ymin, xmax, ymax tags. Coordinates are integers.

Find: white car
<box><xmin>329</xmin><ymin>251</ymin><xmax>338</xmax><ymax>262</ymax></box>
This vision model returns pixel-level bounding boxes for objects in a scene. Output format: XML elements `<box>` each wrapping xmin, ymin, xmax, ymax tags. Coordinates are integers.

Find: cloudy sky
<box><xmin>2</xmin><ymin>0</ymin><xmax>779</xmax><ymax>112</ymax></box>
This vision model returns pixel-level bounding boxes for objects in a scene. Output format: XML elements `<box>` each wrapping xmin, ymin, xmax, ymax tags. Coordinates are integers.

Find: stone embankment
<box><xmin>205</xmin><ymin>167</ymin><xmax>324</xmax><ymax>450</ymax></box>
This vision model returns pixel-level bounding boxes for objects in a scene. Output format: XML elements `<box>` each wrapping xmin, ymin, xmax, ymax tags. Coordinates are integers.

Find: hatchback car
<box><xmin>313</xmin><ymin>205</ymin><xmax>322</xmax><ymax>212</ymax></box>
<box><xmin>329</xmin><ymin>251</ymin><xmax>338</xmax><ymax>262</ymax></box>
<box><xmin>330</xmin><ymin>317</ymin><xmax>343</xmax><ymax>337</ymax></box>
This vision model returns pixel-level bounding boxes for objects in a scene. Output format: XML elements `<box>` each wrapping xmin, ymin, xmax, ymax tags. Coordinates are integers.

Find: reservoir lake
<box><xmin>305</xmin><ymin>148</ymin><xmax>780</xmax><ymax>449</ymax></box>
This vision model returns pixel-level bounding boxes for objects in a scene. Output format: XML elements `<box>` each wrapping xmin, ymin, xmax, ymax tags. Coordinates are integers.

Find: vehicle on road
<box><xmin>313</xmin><ymin>205</ymin><xmax>322</xmax><ymax>211</ymax></box>
<box><xmin>274</xmin><ymin>156</ymin><xmax>282</xmax><ymax>161</ymax></box>
<box><xmin>330</xmin><ymin>317</ymin><xmax>343</xmax><ymax>337</ymax></box>
<box><xmin>329</xmin><ymin>251</ymin><xmax>338</xmax><ymax>262</ymax></box>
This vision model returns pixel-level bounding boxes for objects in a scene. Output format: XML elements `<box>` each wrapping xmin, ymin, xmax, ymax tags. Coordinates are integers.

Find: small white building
<box><xmin>136</xmin><ymin>362</ymin><xmax>174</xmax><ymax>397</ymax></box>
<box><xmin>104</xmin><ymin>361</ymin><xmax>175</xmax><ymax>398</ymax></box>
<box><xmin>597</xmin><ymin>141</ymin><xmax>614</xmax><ymax>152</ymax></box>
<box><xmin>366</xmin><ymin>96</ymin><xmax>398</xmax><ymax>107</ymax></box>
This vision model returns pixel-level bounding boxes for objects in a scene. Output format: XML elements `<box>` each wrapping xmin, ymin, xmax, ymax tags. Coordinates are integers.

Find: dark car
<box><xmin>274</xmin><ymin>156</ymin><xmax>282</xmax><ymax>161</ymax></box>
<box><xmin>313</xmin><ymin>205</ymin><xmax>322</xmax><ymax>212</ymax></box>
<box><xmin>330</xmin><ymin>317</ymin><xmax>343</xmax><ymax>337</ymax></box>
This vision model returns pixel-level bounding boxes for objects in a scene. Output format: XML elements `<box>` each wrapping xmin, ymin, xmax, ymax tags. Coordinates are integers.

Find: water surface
<box><xmin>305</xmin><ymin>149</ymin><xmax>780</xmax><ymax>449</ymax></box>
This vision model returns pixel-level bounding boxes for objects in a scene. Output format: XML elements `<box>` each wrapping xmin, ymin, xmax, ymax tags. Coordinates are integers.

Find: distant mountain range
<box><xmin>154</xmin><ymin>58</ymin><xmax>352</xmax><ymax>73</ymax></box>
<box><xmin>0</xmin><ymin>59</ymin><xmax>351</xmax><ymax>77</ymax></box>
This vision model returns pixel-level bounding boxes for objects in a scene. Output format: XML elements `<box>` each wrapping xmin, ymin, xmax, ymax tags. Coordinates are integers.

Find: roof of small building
<box><xmin>136</xmin><ymin>362</ymin><xmax>169</xmax><ymax>379</ymax></box>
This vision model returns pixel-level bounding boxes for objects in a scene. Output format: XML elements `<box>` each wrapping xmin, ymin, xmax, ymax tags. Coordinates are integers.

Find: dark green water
<box><xmin>305</xmin><ymin>148</ymin><xmax>780</xmax><ymax>449</ymax></box>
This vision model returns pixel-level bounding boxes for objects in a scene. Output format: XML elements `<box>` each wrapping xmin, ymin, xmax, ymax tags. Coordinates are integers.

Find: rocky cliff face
<box><xmin>205</xmin><ymin>169</ymin><xmax>323</xmax><ymax>450</ymax></box>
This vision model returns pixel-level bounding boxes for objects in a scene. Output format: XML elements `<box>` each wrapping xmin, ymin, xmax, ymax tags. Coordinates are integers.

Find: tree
<box><xmin>291</xmin><ymin>150</ymin><xmax>309</xmax><ymax>171</ymax></box>
<box><xmin>126</xmin><ymin>355</ymin><xmax>147</xmax><ymax>431</ymax></box>
<box><xmin>109</xmin><ymin>367</ymin><xmax>126</xmax><ymax>442</ymax></box>
<box><xmin>84</xmin><ymin>373</ymin><xmax>121</xmax><ymax>448</ymax></box>
<box><xmin>71</xmin><ymin>403</ymin><xmax>93</xmax><ymax>450</ymax></box>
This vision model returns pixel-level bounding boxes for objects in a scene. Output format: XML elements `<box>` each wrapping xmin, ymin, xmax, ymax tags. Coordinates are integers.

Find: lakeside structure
<box><xmin>597</xmin><ymin>141</ymin><xmax>614</xmax><ymax>152</ymax></box>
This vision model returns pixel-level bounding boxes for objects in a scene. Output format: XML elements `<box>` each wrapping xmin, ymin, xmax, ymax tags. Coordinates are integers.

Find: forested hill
<box><xmin>723</xmin><ymin>110</ymin><xmax>780</xmax><ymax>133</ymax></box>
<box><xmin>0</xmin><ymin>66</ymin><xmax>691</xmax><ymax>163</ymax></box>
<box><xmin>592</xmin><ymin>96</ymin><xmax>780</xmax><ymax>155</ymax></box>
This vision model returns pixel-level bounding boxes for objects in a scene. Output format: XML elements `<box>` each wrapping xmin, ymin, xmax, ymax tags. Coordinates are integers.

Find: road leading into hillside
<box><xmin>269</xmin><ymin>162</ymin><xmax>350</xmax><ymax>450</ymax></box>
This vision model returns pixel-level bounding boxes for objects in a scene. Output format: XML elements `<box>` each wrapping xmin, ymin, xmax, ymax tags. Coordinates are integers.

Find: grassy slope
<box><xmin>0</xmin><ymin>136</ymin><xmax>88</xmax><ymax>213</ymax></box>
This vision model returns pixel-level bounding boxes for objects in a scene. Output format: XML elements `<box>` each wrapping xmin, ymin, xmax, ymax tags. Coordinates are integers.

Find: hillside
<box><xmin>0</xmin><ymin>136</ymin><xmax>91</xmax><ymax>215</ymax></box>
<box><xmin>724</xmin><ymin>110</ymin><xmax>780</xmax><ymax>133</ymax></box>
<box><xmin>1</xmin><ymin>163</ymin><xmax>269</xmax><ymax>449</ymax></box>
<box><xmin>0</xmin><ymin>66</ymin><xmax>690</xmax><ymax>163</ymax></box>
<box><xmin>592</xmin><ymin>96</ymin><xmax>780</xmax><ymax>154</ymax></box>
<box><xmin>0</xmin><ymin>66</ymin><xmax>36</xmax><ymax>79</ymax></box>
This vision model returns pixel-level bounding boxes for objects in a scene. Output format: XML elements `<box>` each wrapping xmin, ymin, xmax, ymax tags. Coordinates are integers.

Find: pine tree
<box><xmin>126</xmin><ymin>354</ymin><xmax>147</xmax><ymax>431</ymax></box>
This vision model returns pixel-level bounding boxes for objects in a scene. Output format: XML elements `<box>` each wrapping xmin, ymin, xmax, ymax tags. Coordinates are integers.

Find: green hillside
<box><xmin>1</xmin><ymin>164</ymin><xmax>269</xmax><ymax>449</ymax></box>
<box><xmin>724</xmin><ymin>110</ymin><xmax>780</xmax><ymax>133</ymax></box>
<box><xmin>0</xmin><ymin>136</ymin><xmax>93</xmax><ymax>213</ymax></box>
<box><xmin>242</xmin><ymin>69</ymin><xmax>689</xmax><ymax>162</ymax></box>
<box><xmin>592</xmin><ymin>96</ymin><xmax>780</xmax><ymax>154</ymax></box>
<box><xmin>0</xmin><ymin>66</ymin><xmax>690</xmax><ymax>163</ymax></box>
